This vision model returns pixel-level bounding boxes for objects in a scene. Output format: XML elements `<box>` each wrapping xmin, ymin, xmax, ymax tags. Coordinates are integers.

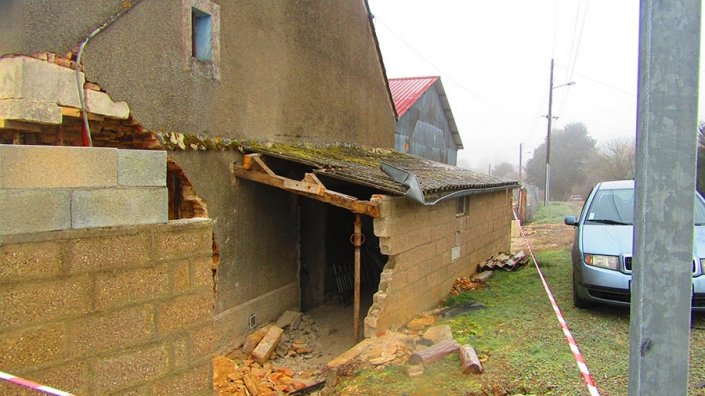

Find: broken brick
<box><xmin>251</xmin><ymin>325</ymin><xmax>284</xmax><ymax>364</ymax></box>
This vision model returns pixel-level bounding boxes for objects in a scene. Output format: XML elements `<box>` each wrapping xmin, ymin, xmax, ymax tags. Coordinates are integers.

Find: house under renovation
<box><xmin>0</xmin><ymin>1</ymin><xmax>517</xmax><ymax>394</ymax></box>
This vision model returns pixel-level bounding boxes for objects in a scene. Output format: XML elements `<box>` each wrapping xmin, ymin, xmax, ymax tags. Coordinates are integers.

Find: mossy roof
<box><xmin>241</xmin><ymin>142</ymin><xmax>518</xmax><ymax>199</ymax></box>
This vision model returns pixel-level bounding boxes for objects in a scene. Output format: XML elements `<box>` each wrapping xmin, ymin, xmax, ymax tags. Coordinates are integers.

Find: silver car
<box><xmin>564</xmin><ymin>179</ymin><xmax>705</xmax><ymax>310</ymax></box>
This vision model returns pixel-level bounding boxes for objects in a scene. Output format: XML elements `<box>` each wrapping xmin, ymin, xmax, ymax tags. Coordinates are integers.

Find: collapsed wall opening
<box><xmin>298</xmin><ymin>178</ymin><xmax>388</xmax><ymax>345</ymax></box>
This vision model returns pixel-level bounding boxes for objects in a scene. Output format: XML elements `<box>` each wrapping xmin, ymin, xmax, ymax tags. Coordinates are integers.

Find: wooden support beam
<box><xmin>232</xmin><ymin>154</ymin><xmax>380</xmax><ymax>217</ymax></box>
<box><xmin>0</xmin><ymin>119</ymin><xmax>45</xmax><ymax>133</ymax></box>
<box><xmin>60</xmin><ymin>106</ymin><xmax>105</xmax><ymax>121</ymax></box>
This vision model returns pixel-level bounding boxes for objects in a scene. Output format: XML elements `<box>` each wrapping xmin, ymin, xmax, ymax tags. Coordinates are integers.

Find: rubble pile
<box><xmin>476</xmin><ymin>251</ymin><xmax>530</xmax><ymax>272</ymax></box>
<box><xmin>214</xmin><ymin>311</ymin><xmax>327</xmax><ymax>395</ymax></box>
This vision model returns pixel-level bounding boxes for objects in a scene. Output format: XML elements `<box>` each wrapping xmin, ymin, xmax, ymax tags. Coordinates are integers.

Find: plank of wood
<box><xmin>458</xmin><ymin>344</ymin><xmax>483</xmax><ymax>374</ymax></box>
<box><xmin>232</xmin><ymin>163</ymin><xmax>380</xmax><ymax>217</ymax></box>
<box><xmin>408</xmin><ymin>339</ymin><xmax>460</xmax><ymax>365</ymax></box>
<box><xmin>0</xmin><ymin>118</ymin><xmax>44</xmax><ymax>133</ymax></box>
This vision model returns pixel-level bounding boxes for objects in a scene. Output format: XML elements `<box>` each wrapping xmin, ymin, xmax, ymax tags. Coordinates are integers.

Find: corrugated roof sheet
<box><xmin>242</xmin><ymin>142</ymin><xmax>516</xmax><ymax>202</ymax></box>
<box><xmin>388</xmin><ymin>76</ymin><xmax>439</xmax><ymax>116</ymax></box>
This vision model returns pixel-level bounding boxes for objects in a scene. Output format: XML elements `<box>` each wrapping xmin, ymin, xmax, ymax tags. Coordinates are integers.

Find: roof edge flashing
<box><xmin>381</xmin><ymin>162</ymin><xmax>518</xmax><ymax>206</ymax></box>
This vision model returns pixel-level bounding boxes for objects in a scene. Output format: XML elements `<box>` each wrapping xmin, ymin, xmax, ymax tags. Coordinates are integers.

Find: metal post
<box><xmin>353</xmin><ymin>214</ymin><xmax>362</xmax><ymax>342</ymax></box>
<box><xmin>629</xmin><ymin>1</ymin><xmax>700</xmax><ymax>394</ymax></box>
<box><xmin>544</xmin><ymin>59</ymin><xmax>554</xmax><ymax>206</ymax></box>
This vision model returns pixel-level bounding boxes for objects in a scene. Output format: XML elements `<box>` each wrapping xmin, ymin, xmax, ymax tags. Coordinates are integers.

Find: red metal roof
<box><xmin>388</xmin><ymin>76</ymin><xmax>439</xmax><ymax>116</ymax></box>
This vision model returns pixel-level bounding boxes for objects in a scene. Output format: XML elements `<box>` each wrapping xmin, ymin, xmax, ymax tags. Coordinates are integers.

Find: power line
<box><xmin>373</xmin><ymin>18</ymin><xmax>524</xmax><ymax>119</ymax></box>
<box><xmin>573</xmin><ymin>71</ymin><xmax>636</xmax><ymax>96</ymax></box>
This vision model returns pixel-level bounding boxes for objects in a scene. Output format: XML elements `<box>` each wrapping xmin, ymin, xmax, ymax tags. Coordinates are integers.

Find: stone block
<box><xmin>243</xmin><ymin>326</ymin><xmax>269</xmax><ymax>355</ymax></box>
<box><xmin>171</xmin><ymin>336</ymin><xmax>190</xmax><ymax>370</ymax></box>
<box><xmin>22</xmin><ymin>360</ymin><xmax>87</xmax><ymax>396</ymax></box>
<box><xmin>67</xmin><ymin>304</ymin><xmax>154</xmax><ymax>356</ymax></box>
<box><xmin>0</xmin><ymin>98</ymin><xmax>62</xmax><ymax>124</ymax></box>
<box><xmin>0</xmin><ymin>240</ymin><xmax>62</xmax><ymax>283</ymax></box>
<box><xmin>0</xmin><ymin>276</ymin><xmax>91</xmax><ymax>329</ymax></box>
<box><xmin>172</xmin><ymin>260</ymin><xmax>190</xmax><ymax>292</ymax></box>
<box><xmin>0</xmin><ymin>323</ymin><xmax>66</xmax><ymax>370</ymax></box>
<box><xmin>67</xmin><ymin>230</ymin><xmax>151</xmax><ymax>273</ymax></box>
<box><xmin>118</xmin><ymin>150</ymin><xmax>166</xmax><ymax>187</ymax></box>
<box><xmin>190</xmin><ymin>324</ymin><xmax>217</xmax><ymax>360</ymax></box>
<box><xmin>95</xmin><ymin>265</ymin><xmax>169</xmax><ymax>310</ymax></box>
<box><xmin>275</xmin><ymin>310</ymin><xmax>302</xmax><ymax>330</ymax></box>
<box><xmin>157</xmin><ymin>290</ymin><xmax>214</xmax><ymax>335</ymax></box>
<box><xmin>251</xmin><ymin>326</ymin><xmax>284</xmax><ymax>364</ymax></box>
<box><xmin>85</xmin><ymin>89</ymin><xmax>130</xmax><ymax>119</ymax></box>
<box><xmin>192</xmin><ymin>256</ymin><xmax>215</xmax><ymax>289</ymax></box>
<box><xmin>155</xmin><ymin>222</ymin><xmax>213</xmax><ymax>261</ymax></box>
<box><xmin>0</xmin><ymin>189</ymin><xmax>70</xmax><ymax>235</ymax></box>
<box><xmin>93</xmin><ymin>343</ymin><xmax>169</xmax><ymax>393</ymax></box>
<box><xmin>153</xmin><ymin>363</ymin><xmax>212</xmax><ymax>396</ymax></box>
<box><xmin>0</xmin><ymin>144</ymin><xmax>117</xmax><ymax>189</ymax></box>
<box><xmin>422</xmin><ymin>325</ymin><xmax>453</xmax><ymax>344</ymax></box>
<box><xmin>0</xmin><ymin>56</ymin><xmax>83</xmax><ymax>107</ymax></box>
<box><xmin>71</xmin><ymin>187</ymin><xmax>168</xmax><ymax>229</ymax></box>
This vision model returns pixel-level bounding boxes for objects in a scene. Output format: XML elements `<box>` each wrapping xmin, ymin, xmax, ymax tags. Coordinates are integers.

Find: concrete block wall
<box><xmin>0</xmin><ymin>144</ymin><xmax>167</xmax><ymax>235</ymax></box>
<box><xmin>0</xmin><ymin>219</ymin><xmax>215</xmax><ymax>395</ymax></box>
<box><xmin>365</xmin><ymin>190</ymin><xmax>512</xmax><ymax>336</ymax></box>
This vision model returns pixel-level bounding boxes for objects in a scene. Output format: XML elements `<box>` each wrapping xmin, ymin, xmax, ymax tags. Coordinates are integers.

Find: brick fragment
<box><xmin>251</xmin><ymin>326</ymin><xmax>283</xmax><ymax>364</ymax></box>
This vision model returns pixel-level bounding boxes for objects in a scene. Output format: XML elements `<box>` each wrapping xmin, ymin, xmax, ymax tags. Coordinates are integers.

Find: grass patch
<box><xmin>531</xmin><ymin>201</ymin><xmax>583</xmax><ymax>224</ymax></box>
<box><xmin>335</xmin><ymin>248</ymin><xmax>705</xmax><ymax>394</ymax></box>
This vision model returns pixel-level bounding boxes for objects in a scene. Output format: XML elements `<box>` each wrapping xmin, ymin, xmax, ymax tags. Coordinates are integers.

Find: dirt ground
<box><xmin>511</xmin><ymin>222</ymin><xmax>575</xmax><ymax>253</ymax></box>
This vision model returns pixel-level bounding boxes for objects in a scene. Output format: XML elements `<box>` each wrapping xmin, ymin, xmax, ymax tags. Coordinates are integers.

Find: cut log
<box><xmin>473</xmin><ymin>271</ymin><xmax>493</xmax><ymax>283</ymax></box>
<box><xmin>408</xmin><ymin>339</ymin><xmax>460</xmax><ymax>365</ymax></box>
<box><xmin>458</xmin><ymin>344</ymin><xmax>483</xmax><ymax>374</ymax></box>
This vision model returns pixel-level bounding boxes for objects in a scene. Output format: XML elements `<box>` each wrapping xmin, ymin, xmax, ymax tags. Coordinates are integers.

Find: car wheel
<box><xmin>573</xmin><ymin>277</ymin><xmax>592</xmax><ymax>309</ymax></box>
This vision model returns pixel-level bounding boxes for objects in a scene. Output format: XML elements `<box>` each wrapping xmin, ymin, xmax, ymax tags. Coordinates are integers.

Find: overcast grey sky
<box><xmin>368</xmin><ymin>0</ymin><xmax>703</xmax><ymax>172</ymax></box>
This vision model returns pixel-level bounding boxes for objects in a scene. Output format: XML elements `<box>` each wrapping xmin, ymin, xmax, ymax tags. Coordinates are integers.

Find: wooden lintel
<box><xmin>60</xmin><ymin>106</ymin><xmax>105</xmax><ymax>121</ymax></box>
<box><xmin>0</xmin><ymin>118</ymin><xmax>45</xmax><ymax>133</ymax></box>
<box><xmin>232</xmin><ymin>163</ymin><xmax>380</xmax><ymax>218</ymax></box>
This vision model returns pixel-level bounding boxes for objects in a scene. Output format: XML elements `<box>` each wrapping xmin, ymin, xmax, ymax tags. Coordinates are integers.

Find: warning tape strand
<box><xmin>0</xmin><ymin>371</ymin><xmax>74</xmax><ymax>396</ymax></box>
<box><xmin>512</xmin><ymin>209</ymin><xmax>600</xmax><ymax>396</ymax></box>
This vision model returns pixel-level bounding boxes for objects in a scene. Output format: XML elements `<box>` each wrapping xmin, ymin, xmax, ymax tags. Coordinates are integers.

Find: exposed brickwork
<box><xmin>0</xmin><ymin>220</ymin><xmax>215</xmax><ymax>395</ymax></box>
<box><xmin>366</xmin><ymin>190</ymin><xmax>512</xmax><ymax>336</ymax></box>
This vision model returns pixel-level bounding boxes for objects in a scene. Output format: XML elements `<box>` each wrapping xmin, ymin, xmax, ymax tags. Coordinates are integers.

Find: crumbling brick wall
<box><xmin>0</xmin><ymin>219</ymin><xmax>216</xmax><ymax>395</ymax></box>
<box><xmin>0</xmin><ymin>144</ymin><xmax>216</xmax><ymax>394</ymax></box>
<box><xmin>365</xmin><ymin>190</ymin><xmax>512</xmax><ymax>336</ymax></box>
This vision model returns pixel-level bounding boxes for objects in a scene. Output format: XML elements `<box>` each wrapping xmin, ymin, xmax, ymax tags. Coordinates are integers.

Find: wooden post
<box><xmin>353</xmin><ymin>213</ymin><xmax>362</xmax><ymax>342</ymax></box>
<box><xmin>408</xmin><ymin>339</ymin><xmax>460</xmax><ymax>365</ymax></box>
<box><xmin>458</xmin><ymin>344</ymin><xmax>483</xmax><ymax>374</ymax></box>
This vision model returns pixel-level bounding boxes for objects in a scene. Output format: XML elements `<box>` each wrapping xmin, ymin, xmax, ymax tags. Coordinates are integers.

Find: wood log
<box><xmin>458</xmin><ymin>344</ymin><xmax>483</xmax><ymax>374</ymax></box>
<box><xmin>473</xmin><ymin>271</ymin><xmax>493</xmax><ymax>283</ymax></box>
<box><xmin>408</xmin><ymin>339</ymin><xmax>460</xmax><ymax>365</ymax></box>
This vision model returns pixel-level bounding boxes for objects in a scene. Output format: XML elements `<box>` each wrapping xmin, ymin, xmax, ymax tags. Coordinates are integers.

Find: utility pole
<box><xmin>488</xmin><ymin>164</ymin><xmax>491</xmax><ymax>175</ymax></box>
<box><xmin>544</xmin><ymin>59</ymin><xmax>554</xmax><ymax>206</ymax></box>
<box><xmin>628</xmin><ymin>1</ymin><xmax>700</xmax><ymax>395</ymax></box>
<box><xmin>519</xmin><ymin>143</ymin><xmax>523</xmax><ymax>185</ymax></box>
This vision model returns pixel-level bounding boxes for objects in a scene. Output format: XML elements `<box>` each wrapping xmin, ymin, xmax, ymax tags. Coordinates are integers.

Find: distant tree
<box><xmin>597</xmin><ymin>137</ymin><xmax>635</xmax><ymax>180</ymax></box>
<box><xmin>525</xmin><ymin>122</ymin><xmax>597</xmax><ymax>200</ymax></box>
<box><xmin>492</xmin><ymin>162</ymin><xmax>515</xmax><ymax>178</ymax></box>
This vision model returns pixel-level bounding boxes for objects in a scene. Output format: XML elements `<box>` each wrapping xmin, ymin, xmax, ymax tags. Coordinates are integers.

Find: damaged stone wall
<box><xmin>0</xmin><ymin>219</ymin><xmax>216</xmax><ymax>395</ymax></box>
<box><xmin>365</xmin><ymin>190</ymin><xmax>512</xmax><ymax>336</ymax></box>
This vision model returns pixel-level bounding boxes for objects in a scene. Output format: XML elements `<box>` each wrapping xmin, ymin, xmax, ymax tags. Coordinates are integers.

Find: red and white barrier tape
<box><xmin>512</xmin><ymin>210</ymin><xmax>600</xmax><ymax>396</ymax></box>
<box><xmin>0</xmin><ymin>371</ymin><xmax>74</xmax><ymax>396</ymax></box>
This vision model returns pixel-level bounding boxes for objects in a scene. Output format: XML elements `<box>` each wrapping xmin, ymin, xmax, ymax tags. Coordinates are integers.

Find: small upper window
<box><xmin>191</xmin><ymin>8</ymin><xmax>212</xmax><ymax>61</ymax></box>
<box><xmin>456</xmin><ymin>196</ymin><xmax>468</xmax><ymax>216</ymax></box>
<box><xmin>182</xmin><ymin>0</ymin><xmax>220</xmax><ymax>79</ymax></box>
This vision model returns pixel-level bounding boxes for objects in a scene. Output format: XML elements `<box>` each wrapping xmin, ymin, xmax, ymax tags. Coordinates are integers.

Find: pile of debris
<box><xmin>326</xmin><ymin>314</ymin><xmax>483</xmax><ymax>389</ymax></box>
<box><xmin>449</xmin><ymin>270</ymin><xmax>495</xmax><ymax>296</ymax></box>
<box><xmin>476</xmin><ymin>251</ymin><xmax>530</xmax><ymax>272</ymax></box>
<box><xmin>213</xmin><ymin>356</ymin><xmax>319</xmax><ymax>395</ymax></box>
<box><xmin>214</xmin><ymin>311</ymin><xmax>326</xmax><ymax>395</ymax></box>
